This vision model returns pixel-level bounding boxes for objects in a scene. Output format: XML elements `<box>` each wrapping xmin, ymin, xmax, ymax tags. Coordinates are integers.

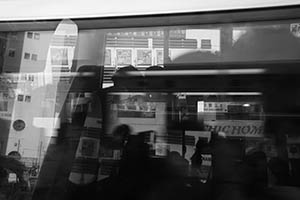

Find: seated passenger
<box><xmin>112</xmin><ymin>65</ymin><xmax>144</xmax><ymax>89</ymax></box>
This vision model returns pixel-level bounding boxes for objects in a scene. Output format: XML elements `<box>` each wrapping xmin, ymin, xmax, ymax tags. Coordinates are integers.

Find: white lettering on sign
<box><xmin>8</xmin><ymin>173</ymin><xmax>17</xmax><ymax>183</ymax></box>
<box><xmin>201</xmin><ymin>154</ymin><xmax>212</xmax><ymax>166</ymax></box>
<box><xmin>204</xmin><ymin>120</ymin><xmax>264</xmax><ymax>137</ymax></box>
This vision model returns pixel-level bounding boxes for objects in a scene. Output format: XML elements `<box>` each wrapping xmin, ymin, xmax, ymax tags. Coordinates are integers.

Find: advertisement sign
<box><xmin>107</xmin><ymin>30</ymin><xmax>185</xmax><ymax>38</ymax></box>
<box><xmin>117</xmin><ymin>104</ymin><xmax>156</xmax><ymax>118</ymax></box>
<box><xmin>137</xmin><ymin>49</ymin><xmax>152</xmax><ymax>65</ymax></box>
<box><xmin>117</xmin><ymin>95</ymin><xmax>156</xmax><ymax>118</ymax></box>
<box><xmin>204</xmin><ymin>120</ymin><xmax>264</xmax><ymax>137</ymax></box>
<box><xmin>116</xmin><ymin>49</ymin><xmax>132</xmax><ymax>65</ymax></box>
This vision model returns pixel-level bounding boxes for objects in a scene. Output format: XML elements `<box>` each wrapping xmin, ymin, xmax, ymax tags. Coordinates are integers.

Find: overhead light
<box><xmin>127</xmin><ymin>68</ymin><xmax>266</xmax><ymax>76</ymax></box>
<box><xmin>174</xmin><ymin>92</ymin><xmax>262</xmax><ymax>96</ymax></box>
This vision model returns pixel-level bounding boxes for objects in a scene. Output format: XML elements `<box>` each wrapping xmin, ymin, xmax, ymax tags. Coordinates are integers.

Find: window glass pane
<box><xmin>167</xmin><ymin>28</ymin><xmax>220</xmax><ymax>64</ymax></box>
<box><xmin>169</xmin><ymin>21</ymin><xmax>300</xmax><ymax>64</ymax></box>
<box><xmin>24</xmin><ymin>52</ymin><xmax>30</xmax><ymax>59</ymax></box>
<box><xmin>34</xmin><ymin>33</ymin><xmax>40</xmax><ymax>40</ymax></box>
<box><xmin>31</xmin><ymin>54</ymin><xmax>38</xmax><ymax>61</ymax></box>
<box><xmin>27</xmin><ymin>32</ymin><xmax>33</xmax><ymax>39</ymax></box>
<box><xmin>8</xmin><ymin>49</ymin><xmax>15</xmax><ymax>57</ymax></box>
<box><xmin>0</xmin><ymin>20</ymin><xmax>106</xmax><ymax>200</ymax></box>
<box><xmin>0</xmin><ymin>17</ymin><xmax>300</xmax><ymax>200</ymax></box>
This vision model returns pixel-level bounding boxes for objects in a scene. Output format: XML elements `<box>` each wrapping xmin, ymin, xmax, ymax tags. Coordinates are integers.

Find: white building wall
<box><xmin>6</xmin><ymin>32</ymin><xmax>53</xmax><ymax>159</ymax></box>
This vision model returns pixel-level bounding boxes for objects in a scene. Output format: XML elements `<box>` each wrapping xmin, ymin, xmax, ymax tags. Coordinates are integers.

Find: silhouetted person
<box><xmin>167</xmin><ymin>151</ymin><xmax>189</xmax><ymax>178</ymax></box>
<box><xmin>112</xmin><ymin>65</ymin><xmax>144</xmax><ymax>89</ymax></box>
<box><xmin>210</xmin><ymin>133</ymin><xmax>250</xmax><ymax>200</ymax></box>
<box><xmin>97</xmin><ymin>130</ymin><xmax>153</xmax><ymax>200</ymax></box>
<box><xmin>191</xmin><ymin>138</ymin><xmax>208</xmax><ymax>168</ymax></box>
<box><xmin>244</xmin><ymin>151</ymin><xmax>268</xmax><ymax>199</ymax></box>
<box><xmin>145</xmin><ymin>65</ymin><xmax>164</xmax><ymax>71</ymax></box>
<box><xmin>119</xmin><ymin>134</ymin><xmax>149</xmax><ymax>176</ymax></box>
<box><xmin>112</xmin><ymin>124</ymin><xmax>131</xmax><ymax>150</ymax></box>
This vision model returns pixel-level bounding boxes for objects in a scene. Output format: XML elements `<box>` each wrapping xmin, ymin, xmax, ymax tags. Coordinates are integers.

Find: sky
<box><xmin>0</xmin><ymin>0</ymin><xmax>299</xmax><ymax>21</ymax></box>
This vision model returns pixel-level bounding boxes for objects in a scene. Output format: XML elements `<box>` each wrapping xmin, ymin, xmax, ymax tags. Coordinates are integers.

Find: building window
<box><xmin>25</xmin><ymin>96</ymin><xmax>31</xmax><ymax>103</ymax></box>
<box><xmin>34</xmin><ymin>33</ymin><xmax>40</xmax><ymax>40</ymax></box>
<box><xmin>17</xmin><ymin>95</ymin><xmax>24</xmax><ymax>102</ymax></box>
<box><xmin>201</xmin><ymin>39</ymin><xmax>212</xmax><ymax>49</ymax></box>
<box><xmin>27</xmin><ymin>32</ymin><xmax>33</xmax><ymax>39</ymax></box>
<box><xmin>8</xmin><ymin>49</ymin><xmax>15</xmax><ymax>57</ymax></box>
<box><xmin>28</xmin><ymin>75</ymin><xmax>34</xmax><ymax>81</ymax></box>
<box><xmin>31</xmin><ymin>54</ymin><xmax>38</xmax><ymax>61</ymax></box>
<box><xmin>0</xmin><ymin>101</ymin><xmax>8</xmax><ymax>111</ymax></box>
<box><xmin>137</xmin><ymin>49</ymin><xmax>152</xmax><ymax>65</ymax></box>
<box><xmin>24</xmin><ymin>52</ymin><xmax>30</xmax><ymax>59</ymax></box>
<box><xmin>116</xmin><ymin>49</ymin><xmax>132</xmax><ymax>66</ymax></box>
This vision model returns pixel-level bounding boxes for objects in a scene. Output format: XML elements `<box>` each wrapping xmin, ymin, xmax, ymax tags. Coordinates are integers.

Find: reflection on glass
<box><xmin>0</xmin><ymin>17</ymin><xmax>300</xmax><ymax>200</ymax></box>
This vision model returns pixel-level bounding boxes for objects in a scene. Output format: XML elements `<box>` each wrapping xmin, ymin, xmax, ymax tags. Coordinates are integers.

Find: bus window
<box><xmin>168</xmin><ymin>22</ymin><xmax>300</xmax><ymax>64</ymax></box>
<box><xmin>0</xmin><ymin>5</ymin><xmax>300</xmax><ymax>200</ymax></box>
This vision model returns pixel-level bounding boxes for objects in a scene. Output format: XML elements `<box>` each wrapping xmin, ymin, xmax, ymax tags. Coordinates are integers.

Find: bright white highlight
<box><xmin>0</xmin><ymin>0</ymin><xmax>299</xmax><ymax>21</ymax></box>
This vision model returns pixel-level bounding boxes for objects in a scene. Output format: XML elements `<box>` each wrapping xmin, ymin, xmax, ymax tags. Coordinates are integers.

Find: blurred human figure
<box><xmin>145</xmin><ymin>65</ymin><xmax>164</xmax><ymax>71</ymax></box>
<box><xmin>112</xmin><ymin>65</ymin><xmax>144</xmax><ymax>89</ymax></box>
<box><xmin>210</xmin><ymin>132</ymin><xmax>250</xmax><ymax>200</ymax></box>
<box><xmin>97</xmin><ymin>127</ymin><xmax>154</xmax><ymax>200</ymax></box>
<box><xmin>191</xmin><ymin>138</ymin><xmax>207</xmax><ymax>168</ymax></box>
<box><xmin>119</xmin><ymin>133</ymin><xmax>149</xmax><ymax>176</ymax></box>
<box><xmin>112</xmin><ymin>124</ymin><xmax>131</xmax><ymax>150</ymax></box>
<box><xmin>167</xmin><ymin>151</ymin><xmax>189</xmax><ymax>178</ymax></box>
<box><xmin>244</xmin><ymin>150</ymin><xmax>268</xmax><ymax>199</ymax></box>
